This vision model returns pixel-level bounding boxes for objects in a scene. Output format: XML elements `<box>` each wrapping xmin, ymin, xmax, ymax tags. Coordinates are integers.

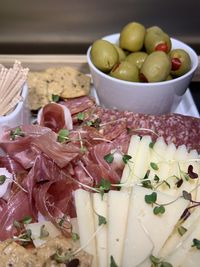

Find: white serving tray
<box><xmin>174</xmin><ymin>89</ymin><xmax>199</xmax><ymax>118</ymax></box>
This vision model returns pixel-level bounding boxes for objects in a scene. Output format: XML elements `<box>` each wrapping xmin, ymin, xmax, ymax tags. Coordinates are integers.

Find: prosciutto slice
<box><xmin>38</xmin><ymin>102</ymin><xmax>73</xmax><ymax>133</ymax></box>
<box><xmin>0</xmin><ymin>190</ymin><xmax>34</xmax><ymax>241</ymax></box>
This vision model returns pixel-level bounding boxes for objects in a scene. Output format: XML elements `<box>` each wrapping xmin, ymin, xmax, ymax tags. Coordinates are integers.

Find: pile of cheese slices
<box><xmin>75</xmin><ymin>135</ymin><xmax>200</xmax><ymax>267</ymax></box>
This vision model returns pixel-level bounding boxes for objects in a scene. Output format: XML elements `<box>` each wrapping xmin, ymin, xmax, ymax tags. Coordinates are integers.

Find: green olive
<box><xmin>110</xmin><ymin>61</ymin><xmax>139</xmax><ymax>82</ymax></box>
<box><xmin>113</xmin><ymin>44</ymin><xmax>127</xmax><ymax>61</ymax></box>
<box><xmin>90</xmin><ymin>39</ymin><xmax>119</xmax><ymax>72</ymax></box>
<box><xmin>169</xmin><ymin>49</ymin><xmax>191</xmax><ymax>77</ymax></box>
<box><xmin>119</xmin><ymin>22</ymin><xmax>146</xmax><ymax>52</ymax></box>
<box><xmin>166</xmin><ymin>74</ymin><xmax>173</xmax><ymax>81</ymax></box>
<box><xmin>125</xmin><ymin>51</ymin><xmax>148</xmax><ymax>69</ymax></box>
<box><xmin>140</xmin><ymin>51</ymin><xmax>171</xmax><ymax>82</ymax></box>
<box><xmin>144</xmin><ymin>26</ymin><xmax>171</xmax><ymax>54</ymax></box>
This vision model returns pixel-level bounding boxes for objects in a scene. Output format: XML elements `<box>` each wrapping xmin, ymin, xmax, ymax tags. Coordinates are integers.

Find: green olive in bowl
<box><xmin>169</xmin><ymin>49</ymin><xmax>191</xmax><ymax>77</ymax></box>
<box><xmin>110</xmin><ymin>61</ymin><xmax>139</xmax><ymax>82</ymax></box>
<box><xmin>140</xmin><ymin>51</ymin><xmax>171</xmax><ymax>82</ymax></box>
<box><xmin>119</xmin><ymin>22</ymin><xmax>146</xmax><ymax>52</ymax></box>
<box><xmin>113</xmin><ymin>44</ymin><xmax>127</xmax><ymax>61</ymax></box>
<box><xmin>90</xmin><ymin>39</ymin><xmax>119</xmax><ymax>72</ymax></box>
<box><xmin>125</xmin><ymin>51</ymin><xmax>148</xmax><ymax>69</ymax></box>
<box><xmin>144</xmin><ymin>26</ymin><xmax>171</xmax><ymax>54</ymax></box>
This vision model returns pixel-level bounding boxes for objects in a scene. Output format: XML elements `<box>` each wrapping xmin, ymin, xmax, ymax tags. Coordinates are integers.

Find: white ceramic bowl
<box><xmin>87</xmin><ymin>33</ymin><xmax>199</xmax><ymax>114</ymax></box>
<box><xmin>0</xmin><ymin>82</ymin><xmax>29</xmax><ymax>135</ymax></box>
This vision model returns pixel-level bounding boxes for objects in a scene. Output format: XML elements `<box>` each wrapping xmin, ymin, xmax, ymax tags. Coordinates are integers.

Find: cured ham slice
<box><xmin>0</xmin><ymin>190</ymin><xmax>34</xmax><ymax>241</ymax></box>
<box><xmin>38</xmin><ymin>102</ymin><xmax>73</xmax><ymax>132</ymax></box>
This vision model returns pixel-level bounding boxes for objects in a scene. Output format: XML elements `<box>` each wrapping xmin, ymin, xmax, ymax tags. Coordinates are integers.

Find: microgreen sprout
<box><xmin>77</xmin><ymin>112</ymin><xmax>85</xmax><ymax>121</ymax></box>
<box><xmin>104</xmin><ymin>153</ymin><xmax>114</xmax><ymax>164</ymax></box>
<box><xmin>192</xmin><ymin>238</ymin><xmax>200</xmax><ymax>249</ymax></box>
<box><xmin>40</xmin><ymin>224</ymin><xmax>49</xmax><ymax>239</ymax></box>
<box><xmin>110</xmin><ymin>255</ymin><xmax>119</xmax><ymax>267</ymax></box>
<box><xmin>97</xmin><ymin>178</ymin><xmax>111</xmax><ymax>199</ymax></box>
<box><xmin>150</xmin><ymin>255</ymin><xmax>173</xmax><ymax>267</ymax></box>
<box><xmin>51</xmin><ymin>248</ymin><xmax>73</xmax><ymax>263</ymax></box>
<box><xmin>0</xmin><ymin>175</ymin><xmax>6</xmax><ymax>185</ymax></box>
<box><xmin>177</xmin><ymin>225</ymin><xmax>187</xmax><ymax>236</ymax></box>
<box><xmin>52</xmin><ymin>94</ymin><xmax>60</xmax><ymax>102</ymax></box>
<box><xmin>13</xmin><ymin>229</ymin><xmax>32</xmax><ymax>246</ymax></box>
<box><xmin>144</xmin><ymin>191</ymin><xmax>177</xmax><ymax>215</ymax></box>
<box><xmin>10</xmin><ymin>127</ymin><xmax>25</xmax><ymax>140</ymax></box>
<box><xmin>71</xmin><ymin>232</ymin><xmax>80</xmax><ymax>242</ymax></box>
<box><xmin>122</xmin><ymin>154</ymin><xmax>132</xmax><ymax>164</ymax></box>
<box><xmin>57</xmin><ymin>129</ymin><xmax>70</xmax><ymax>143</ymax></box>
<box><xmin>98</xmin><ymin>215</ymin><xmax>107</xmax><ymax>226</ymax></box>
<box><xmin>150</xmin><ymin>162</ymin><xmax>159</xmax><ymax>171</ymax></box>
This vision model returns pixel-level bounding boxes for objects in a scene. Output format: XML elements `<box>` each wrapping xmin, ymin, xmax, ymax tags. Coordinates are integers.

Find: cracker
<box><xmin>27</xmin><ymin>66</ymin><xmax>91</xmax><ymax>110</ymax></box>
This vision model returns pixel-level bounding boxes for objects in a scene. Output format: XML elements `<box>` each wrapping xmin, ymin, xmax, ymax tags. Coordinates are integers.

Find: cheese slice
<box><xmin>121</xmin><ymin>135</ymin><xmax>141</xmax><ymax>189</ymax></box>
<box><xmin>159</xmin><ymin>206</ymin><xmax>200</xmax><ymax>258</ymax></box>
<box><xmin>122</xmin><ymin>185</ymin><xmax>189</xmax><ymax>267</ymax></box>
<box><xmin>74</xmin><ymin>189</ymin><xmax>97</xmax><ymax>267</ymax></box>
<box><xmin>128</xmin><ymin>135</ymin><xmax>152</xmax><ymax>186</ymax></box>
<box><xmin>93</xmin><ymin>193</ymin><xmax>108</xmax><ymax>267</ymax></box>
<box><xmin>108</xmin><ymin>190</ymin><xmax>130</xmax><ymax>266</ymax></box>
<box><xmin>148</xmin><ymin>137</ymin><xmax>167</xmax><ymax>180</ymax></box>
<box><xmin>165</xmin><ymin>213</ymin><xmax>200</xmax><ymax>266</ymax></box>
<box><xmin>25</xmin><ymin>221</ymin><xmax>61</xmax><ymax>248</ymax></box>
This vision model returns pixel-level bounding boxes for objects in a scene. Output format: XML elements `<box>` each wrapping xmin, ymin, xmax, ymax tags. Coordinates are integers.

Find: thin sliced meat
<box><xmin>61</xmin><ymin>96</ymin><xmax>96</xmax><ymax>115</ymax></box>
<box><xmin>32</xmin><ymin>133</ymin><xmax>81</xmax><ymax>168</ymax></box>
<box><xmin>0</xmin><ymin>190</ymin><xmax>34</xmax><ymax>241</ymax></box>
<box><xmin>0</xmin><ymin>125</ymin><xmax>51</xmax><ymax>169</ymax></box>
<box><xmin>34</xmin><ymin>178</ymin><xmax>77</xmax><ymax>226</ymax></box>
<box><xmin>38</xmin><ymin>102</ymin><xmax>73</xmax><ymax>133</ymax></box>
<box><xmin>0</xmin><ymin>155</ymin><xmax>25</xmax><ymax>174</ymax></box>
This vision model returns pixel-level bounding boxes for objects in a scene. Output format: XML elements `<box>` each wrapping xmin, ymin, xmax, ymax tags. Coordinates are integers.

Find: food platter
<box><xmin>0</xmin><ymin>54</ymin><xmax>200</xmax><ymax>267</ymax></box>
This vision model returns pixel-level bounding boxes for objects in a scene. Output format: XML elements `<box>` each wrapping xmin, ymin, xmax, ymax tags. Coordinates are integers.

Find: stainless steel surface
<box><xmin>0</xmin><ymin>0</ymin><xmax>200</xmax><ymax>54</ymax></box>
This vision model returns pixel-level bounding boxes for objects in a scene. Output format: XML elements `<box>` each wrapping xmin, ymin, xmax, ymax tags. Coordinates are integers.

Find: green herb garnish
<box><xmin>150</xmin><ymin>255</ymin><xmax>173</xmax><ymax>267</ymax></box>
<box><xmin>51</xmin><ymin>248</ymin><xmax>72</xmax><ymax>263</ymax></box>
<box><xmin>122</xmin><ymin>154</ymin><xmax>132</xmax><ymax>164</ymax></box>
<box><xmin>10</xmin><ymin>127</ymin><xmax>25</xmax><ymax>140</ymax></box>
<box><xmin>177</xmin><ymin>225</ymin><xmax>187</xmax><ymax>236</ymax></box>
<box><xmin>71</xmin><ymin>232</ymin><xmax>80</xmax><ymax>242</ymax></box>
<box><xmin>182</xmin><ymin>190</ymin><xmax>192</xmax><ymax>201</ymax></box>
<box><xmin>22</xmin><ymin>215</ymin><xmax>32</xmax><ymax>225</ymax></box>
<box><xmin>153</xmin><ymin>205</ymin><xmax>165</xmax><ymax>215</ymax></box>
<box><xmin>149</xmin><ymin>142</ymin><xmax>155</xmax><ymax>149</ymax></box>
<box><xmin>77</xmin><ymin>112</ymin><xmax>85</xmax><ymax>121</ymax></box>
<box><xmin>150</xmin><ymin>162</ymin><xmax>159</xmax><ymax>171</ymax></box>
<box><xmin>98</xmin><ymin>178</ymin><xmax>111</xmax><ymax>199</ymax></box>
<box><xmin>40</xmin><ymin>225</ymin><xmax>49</xmax><ymax>239</ymax></box>
<box><xmin>145</xmin><ymin>192</ymin><xmax>157</xmax><ymax>204</ymax></box>
<box><xmin>57</xmin><ymin>129</ymin><xmax>70</xmax><ymax>143</ymax></box>
<box><xmin>104</xmin><ymin>153</ymin><xmax>114</xmax><ymax>164</ymax></box>
<box><xmin>98</xmin><ymin>215</ymin><xmax>107</xmax><ymax>226</ymax></box>
<box><xmin>0</xmin><ymin>175</ymin><xmax>6</xmax><ymax>185</ymax></box>
<box><xmin>110</xmin><ymin>255</ymin><xmax>118</xmax><ymax>267</ymax></box>
<box><xmin>192</xmin><ymin>238</ymin><xmax>200</xmax><ymax>249</ymax></box>
<box><xmin>52</xmin><ymin>94</ymin><xmax>60</xmax><ymax>102</ymax></box>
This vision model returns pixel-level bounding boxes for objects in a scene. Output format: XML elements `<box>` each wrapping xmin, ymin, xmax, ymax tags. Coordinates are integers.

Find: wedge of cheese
<box><xmin>122</xmin><ymin>185</ymin><xmax>189</xmax><ymax>267</ymax></box>
<box><xmin>74</xmin><ymin>189</ymin><xmax>97</xmax><ymax>267</ymax></box>
<box><xmin>93</xmin><ymin>193</ymin><xmax>108</xmax><ymax>267</ymax></box>
<box><xmin>108</xmin><ymin>190</ymin><xmax>130</xmax><ymax>266</ymax></box>
<box><xmin>121</xmin><ymin>135</ymin><xmax>141</xmax><ymax>189</ymax></box>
